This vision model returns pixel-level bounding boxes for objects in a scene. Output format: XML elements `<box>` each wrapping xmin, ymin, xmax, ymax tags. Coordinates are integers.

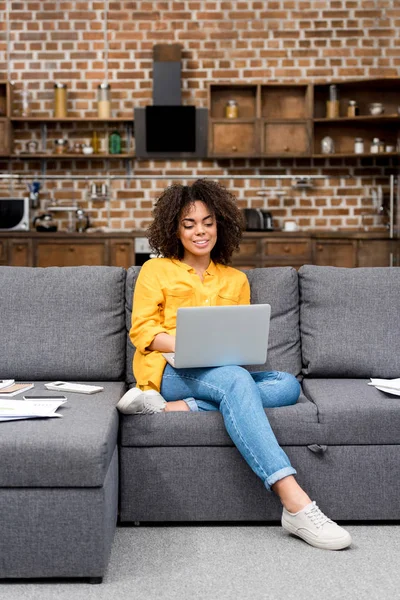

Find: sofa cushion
<box><xmin>0</xmin><ymin>382</ymin><xmax>124</xmax><ymax>487</ymax></box>
<box><xmin>125</xmin><ymin>265</ymin><xmax>302</xmax><ymax>384</ymax></box>
<box><xmin>246</xmin><ymin>267</ymin><xmax>302</xmax><ymax>376</ymax></box>
<box><xmin>302</xmin><ymin>378</ymin><xmax>400</xmax><ymax>445</ymax></box>
<box><xmin>0</xmin><ymin>266</ymin><xmax>126</xmax><ymax>381</ymax></box>
<box><xmin>299</xmin><ymin>265</ymin><xmax>400</xmax><ymax>378</ymax></box>
<box><xmin>120</xmin><ymin>392</ymin><xmax>320</xmax><ymax>447</ymax></box>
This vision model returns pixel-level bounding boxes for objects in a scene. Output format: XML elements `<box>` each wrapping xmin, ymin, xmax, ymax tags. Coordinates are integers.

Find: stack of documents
<box><xmin>0</xmin><ymin>399</ymin><xmax>67</xmax><ymax>422</ymax></box>
<box><xmin>368</xmin><ymin>378</ymin><xmax>400</xmax><ymax>397</ymax></box>
<box><xmin>0</xmin><ymin>380</ymin><xmax>34</xmax><ymax>398</ymax></box>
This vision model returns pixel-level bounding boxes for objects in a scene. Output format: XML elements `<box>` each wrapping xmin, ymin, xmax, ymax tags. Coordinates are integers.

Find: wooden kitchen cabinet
<box><xmin>9</xmin><ymin>240</ymin><xmax>32</xmax><ymax>266</ymax></box>
<box><xmin>357</xmin><ymin>239</ymin><xmax>393</xmax><ymax>267</ymax></box>
<box><xmin>312</xmin><ymin>239</ymin><xmax>357</xmax><ymax>267</ymax></box>
<box><xmin>35</xmin><ymin>241</ymin><xmax>107</xmax><ymax>267</ymax></box>
<box><xmin>110</xmin><ymin>239</ymin><xmax>135</xmax><ymax>269</ymax></box>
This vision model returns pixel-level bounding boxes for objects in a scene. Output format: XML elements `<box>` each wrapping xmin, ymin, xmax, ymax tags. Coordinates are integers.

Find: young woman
<box><xmin>120</xmin><ymin>179</ymin><xmax>351</xmax><ymax>551</ymax></box>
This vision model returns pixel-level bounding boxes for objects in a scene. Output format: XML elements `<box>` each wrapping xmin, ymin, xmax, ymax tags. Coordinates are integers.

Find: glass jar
<box><xmin>91</xmin><ymin>131</ymin><xmax>100</xmax><ymax>153</ymax></box>
<box><xmin>354</xmin><ymin>137</ymin><xmax>364</xmax><ymax>154</ymax></box>
<box><xmin>326</xmin><ymin>85</ymin><xmax>339</xmax><ymax>118</ymax></box>
<box><xmin>370</xmin><ymin>138</ymin><xmax>380</xmax><ymax>154</ymax></box>
<box><xmin>321</xmin><ymin>136</ymin><xmax>335</xmax><ymax>154</ymax></box>
<box><xmin>97</xmin><ymin>83</ymin><xmax>111</xmax><ymax>118</ymax></box>
<box><xmin>347</xmin><ymin>100</ymin><xmax>358</xmax><ymax>117</ymax></box>
<box><xmin>225</xmin><ymin>100</ymin><xmax>239</xmax><ymax>119</ymax></box>
<box><xmin>378</xmin><ymin>139</ymin><xmax>385</xmax><ymax>153</ymax></box>
<box><xmin>109</xmin><ymin>130</ymin><xmax>121</xmax><ymax>154</ymax></box>
<box><xmin>54</xmin><ymin>83</ymin><xmax>67</xmax><ymax>118</ymax></box>
<box><xmin>54</xmin><ymin>138</ymin><xmax>68</xmax><ymax>155</ymax></box>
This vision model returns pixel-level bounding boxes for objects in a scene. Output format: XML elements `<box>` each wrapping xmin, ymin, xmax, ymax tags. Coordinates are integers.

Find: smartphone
<box><xmin>23</xmin><ymin>394</ymin><xmax>67</xmax><ymax>401</ymax></box>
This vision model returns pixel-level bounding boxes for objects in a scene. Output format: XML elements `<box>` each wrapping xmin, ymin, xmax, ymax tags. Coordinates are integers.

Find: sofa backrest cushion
<box><xmin>125</xmin><ymin>265</ymin><xmax>302</xmax><ymax>384</ymax></box>
<box><xmin>246</xmin><ymin>267</ymin><xmax>302</xmax><ymax>376</ymax></box>
<box><xmin>0</xmin><ymin>266</ymin><xmax>126</xmax><ymax>381</ymax></box>
<box><xmin>299</xmin><ymin>265</ymin><xmax>400</xmax><ymax>378</ymax></box>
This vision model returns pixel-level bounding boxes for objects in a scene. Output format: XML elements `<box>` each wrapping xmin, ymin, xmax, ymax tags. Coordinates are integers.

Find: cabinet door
<box><xmin>357</xmin><ymin>240</ymin><xmax>391</xmax><ymax>267</ymax></box>
<box><xmin>210</xmin><ymin>122</ymin><xmax>257</xmax><ymax>156</ymax></box>
<box><xmin>36</xmin><ymin>242</ymin><xmax>106</xmax><ymax>267</ymax></box>
<box><xmin>9</xmin><ymin>240</ymin><xmax>32</xmax><ymax>266</ymax></box>
<box><xmin>231</xmin><ymin>239</ymin><xmax>260</xmax><ymax>266</ymax></box>
<box><xmin>313</xmin><ymin>240</ymin><xmax>356</xmax><ymax>267</ymax></box>
<box><xmin>263</xmin><ymin>122</ymin><xmax>310</xmax><ymax>155</ymax></box>
<box><xmin>264</xmin><ymin>240</ymin><xmax>311</xmax><ymax>265</ymax></box>
<box><xmin>110</xmin><ymin>240</ymin><xmax>134</xmax><ymax>269</ymax></box>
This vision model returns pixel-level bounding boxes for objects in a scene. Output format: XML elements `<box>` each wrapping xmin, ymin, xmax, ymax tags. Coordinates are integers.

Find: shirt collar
<box><xmin>171</xmin><ymin>258</ymin><xmax>217</xmax><ymax>276</ymax></box>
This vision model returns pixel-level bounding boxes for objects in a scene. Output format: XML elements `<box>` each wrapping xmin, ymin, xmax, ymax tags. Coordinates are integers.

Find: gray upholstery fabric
<box><xmin>0</xmin><ymin>266</ymin><xmax>126</xmax><ymax>381</ymax></box>
<box><xmin>246</xmin><ymin>267</ymin><xmax>302</xmax><ymax>376</ymax></box>
<box><xmin>120</xmin><ymin>392</ymin><xmax>320</xmax><ymax>447</ymax></box>
<box><xmin>0</xmin><ymin>448</ymin><xmax>118</xmax><ymax>578</ymax></box>
<box><xmin>125</xmin><ymin>265</ymin><xmax>302</xmax><ymax>384</ymax></box>
<box><xmin>120</xmin><ymin>444</ymin><xmax>400</xmax><ymax>522</ymax></box>
<box><xmin>0</xmin><ymin>382</ymin><xmax>124</xmax><ymax>487</ymax></box>
<box><xmin>302</xmin><ymin>378</ymin><xmax>400</xmax><ymax>445</ymax></box>
<box><xmin>125</xmin><ymin>266</ymin><xmax>141</xmax><ymax>386</ymax></box>
<box><xmin>299</xmin><ymin>265</ymin><xmax>400</xmax><ymax>377</ymax></box>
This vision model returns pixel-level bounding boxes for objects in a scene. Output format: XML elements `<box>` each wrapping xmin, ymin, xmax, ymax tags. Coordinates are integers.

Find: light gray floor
<box><xmin>2</xmin><ymin>523</ymin><xmax>399</xmax><ymax>600</ymax></box>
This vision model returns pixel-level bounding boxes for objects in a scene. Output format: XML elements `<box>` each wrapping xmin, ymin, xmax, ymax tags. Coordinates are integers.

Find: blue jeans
<box><xmin>160</xmin><ymin>364</ymin><xmax>300</xmax><ymax>491</ymax></box>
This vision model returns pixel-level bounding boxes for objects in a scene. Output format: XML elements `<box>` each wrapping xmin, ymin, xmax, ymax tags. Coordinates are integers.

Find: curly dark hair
<box><xmin>147</xmin><ymin>179</ymin><xmax>245</xmax><ymax>265</ymax></box>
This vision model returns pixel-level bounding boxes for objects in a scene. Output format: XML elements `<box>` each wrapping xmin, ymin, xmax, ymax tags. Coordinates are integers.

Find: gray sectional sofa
<box><xmin>0</xmin><ymin>264</ymin><xmax>399</xmax><ymax>582</ymax></box>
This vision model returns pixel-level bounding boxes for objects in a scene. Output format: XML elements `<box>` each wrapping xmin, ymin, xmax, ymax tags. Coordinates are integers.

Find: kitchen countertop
<box><xmin>0</xmin><ymin>230</ymin><xmax>392</xmax><ymax>239</ymax></box>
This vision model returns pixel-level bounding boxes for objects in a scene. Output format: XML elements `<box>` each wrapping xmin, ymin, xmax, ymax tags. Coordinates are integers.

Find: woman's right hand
<box><xmin>147</xmin><ymin>332</ymin><xmax>176</xmax><ymax>353</ymax></box>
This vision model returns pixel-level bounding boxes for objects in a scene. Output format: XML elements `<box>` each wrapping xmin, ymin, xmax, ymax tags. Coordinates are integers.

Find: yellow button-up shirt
<box><xmin>130</xmin><ymin>257</ymin><xmax>251</xmax><ymax>391</ymax></box>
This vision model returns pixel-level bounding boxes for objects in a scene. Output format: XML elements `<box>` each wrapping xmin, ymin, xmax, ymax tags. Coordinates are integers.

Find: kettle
<box><xmin>33</xmin><ymin>213</ymin><xmax>58</xmax><ymax>232</ymax></box>
<box><xmin>242</xmin><ymin>208</ymin><xmax>274</xmax><ymax>231</ymax></box>
<box><xmin>75</xmin><ymin>208</ymin><xmax>90</xmax><ymax>232</ymax></box>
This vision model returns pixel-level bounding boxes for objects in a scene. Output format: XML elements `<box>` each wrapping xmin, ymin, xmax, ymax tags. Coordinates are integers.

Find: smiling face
<box><xmin>178</xmin><ymin>200</ymin><xmax>217</xmax><ymax>265</ymax></box>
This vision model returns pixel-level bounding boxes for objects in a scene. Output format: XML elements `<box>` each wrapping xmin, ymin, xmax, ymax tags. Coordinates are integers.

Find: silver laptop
<box><xmin>162</xmin><ymin>304</ymin><xmax>271</xmax><ymax>369</ymax></box>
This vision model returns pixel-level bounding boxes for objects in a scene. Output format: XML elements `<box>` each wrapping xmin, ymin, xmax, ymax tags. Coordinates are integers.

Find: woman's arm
<box><xmin>147</xmin><ymin>332</ymin><xmax>175</xmax><ymax>353</ymax></box>
<box><xmin>130</xmin><ymin>261</ymin><xmax>170</xmax><ymax>354</ymax></box>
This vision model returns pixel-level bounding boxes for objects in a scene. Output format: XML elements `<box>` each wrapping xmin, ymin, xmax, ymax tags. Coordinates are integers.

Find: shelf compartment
<box><xmin>262</xmin><ymin>121</ymin><xmax>311</xmax><ymax>156</ymax></box>
<box><xmin>313</xmin><ymin>78</ymin><xmax>400</xmax><ymax>120</ymax></box>
<box><xmin>208</xmin><ymin>84</ymin><xmax>258</xmax><ymax>119</ymax></box>
<box><xmin>11</xmin><ymin>153</ymin><xmax>135</xmax><ymax>159</ymax></box>
<box><xmin>313</xmin><ymin>120</ymin><xmax>400</xmax><ymax>155</ymax></box>
<box><xmin>261</xmin><ymin>84</ymin><xmax>312</xmax><ymax>120</ymax></box>
<box><xmin>10</xmin><ymin>117</ymin><xmax>134</xmax><ymax>122</ymax></box>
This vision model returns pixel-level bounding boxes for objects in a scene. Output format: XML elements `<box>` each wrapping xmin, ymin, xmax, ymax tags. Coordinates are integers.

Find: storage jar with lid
<box><xmin>354</xmin><ymin>138</ymin><xmax>364</xmax><ymax>154</ymax></box>
<box><xmin>97</xmin><ymin>83</ymin><xmax>111</xmax><ymax>119</ymax></box>
<box><xmin>347</xmin><ymin>100</ymin><xmax>358</xmax><ymax>117</ymax></box>
<box><xmin>326</xmin><ymin>84</ymin><xmax>339</xmax><ymax>118</ymax></box>
<box><xmin>54</xmin><ymin>138</ymin><xmax>68</xmax><ymax>154</ymax></box>
<box><xmin>54</xmin><ymin>83</ymin><xmax>67</xmax><ymax>118</ymax></box>
<box><xmin>370</xmin><ymin>138</ymin><xmax>380</xmax><ymax>154</ymax></box>
<box><xmin>225</xmin><ymin>100</ymin><xmax>239</xmax><ymax>119</ymax></box>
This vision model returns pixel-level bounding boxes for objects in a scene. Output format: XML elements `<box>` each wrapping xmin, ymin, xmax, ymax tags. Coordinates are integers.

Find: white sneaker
<box><xmin>282</xmin><ymin>501</ymin><xmax>352</xmax><ymax>550</ymax></box>
<box><xmin>117</xmin><ymin>388</ymin><xmax>166</xmax><ymax>415</ymax></box>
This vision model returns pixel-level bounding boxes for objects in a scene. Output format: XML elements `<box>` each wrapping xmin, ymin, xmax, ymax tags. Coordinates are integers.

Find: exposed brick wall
<box><xmin>0</xmin><ymin>0</ymin><xmax>399</xmax><ymax>232</ymax></box>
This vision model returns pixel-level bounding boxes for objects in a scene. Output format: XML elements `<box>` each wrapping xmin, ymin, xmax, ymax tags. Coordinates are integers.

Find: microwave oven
<box><xmin>0</xmin><ymin>198</ymin><xmax>30</xmax><ymax>231</ymax></box>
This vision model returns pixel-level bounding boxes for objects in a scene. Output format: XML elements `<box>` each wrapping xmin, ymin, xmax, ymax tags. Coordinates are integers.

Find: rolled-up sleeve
<box><xmin>129</xmin><ymin>261</ymin><xmax>168</xmax><ymax>354</ymax></box>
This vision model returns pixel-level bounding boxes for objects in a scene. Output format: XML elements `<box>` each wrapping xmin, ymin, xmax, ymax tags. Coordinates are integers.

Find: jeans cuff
<box><xmin>265</xmin><ymin>466</ymin><xmax>297</xmax><ymax>492</ymax></box>
<box><xmin>183</xmin><ymin>397</ymin><xmax>198</xmax><ymax>412</ymax></box>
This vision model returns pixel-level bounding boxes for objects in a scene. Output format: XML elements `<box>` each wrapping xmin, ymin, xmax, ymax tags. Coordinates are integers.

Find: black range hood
<box><xmin>134</xmin><ymin>44</ymin><xmax>208</xmax><ymax>159</ymax></box>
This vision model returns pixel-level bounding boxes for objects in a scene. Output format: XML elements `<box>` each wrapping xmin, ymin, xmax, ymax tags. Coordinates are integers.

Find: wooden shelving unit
<box><xmin>208</xmin><ymin>78</ymin><xmax>400</xmax><ymax>159</ymax></box>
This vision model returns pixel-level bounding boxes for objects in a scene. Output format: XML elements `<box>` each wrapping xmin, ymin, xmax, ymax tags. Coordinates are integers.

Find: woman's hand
<box><xmin>147</xmin><ymin>332</ymin><xmax>176</xmax><ymax>353</ymax></box>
